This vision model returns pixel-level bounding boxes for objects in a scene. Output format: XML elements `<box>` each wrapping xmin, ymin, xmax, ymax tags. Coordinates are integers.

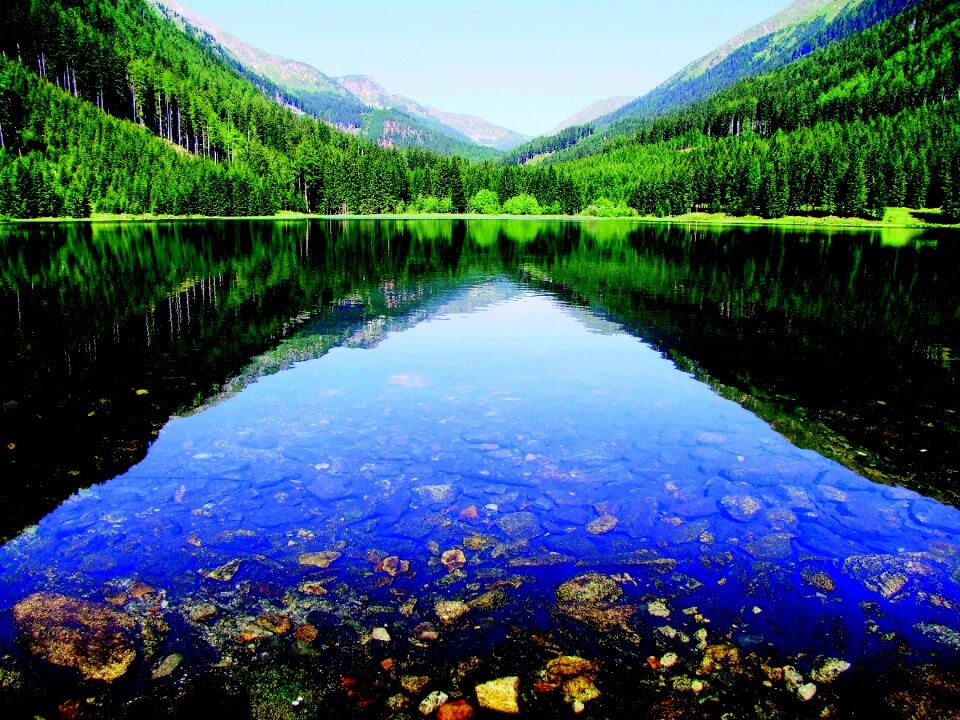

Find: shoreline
<box><xmin>2</xmin><ymin>208</ymin><xmax>958</xmax><ymax>231</ymax></box>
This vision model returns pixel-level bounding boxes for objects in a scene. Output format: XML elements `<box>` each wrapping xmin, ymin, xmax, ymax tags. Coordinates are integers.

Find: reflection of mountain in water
<box><xmin>2</xmin><ymin>284</ymin><xmax>960</xmax><ymax>717</ymax></box>
<box><xmin>0</xmin><ymin>219</ymin><xmax>957</xmax><ymax>542</ymax></box>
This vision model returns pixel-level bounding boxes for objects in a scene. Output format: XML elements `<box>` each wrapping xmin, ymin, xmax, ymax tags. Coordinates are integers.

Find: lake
<box><xmin>0</xmin><ymin>219</ymin><xmax>959</xmax><ymax>718</ymax></box>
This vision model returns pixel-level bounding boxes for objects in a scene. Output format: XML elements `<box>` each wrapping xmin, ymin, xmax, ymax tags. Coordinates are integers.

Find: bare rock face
<box><xmin>12</xmin><ymin>592</ymin><xmax>148</xmax><ymax>682</ymax></box>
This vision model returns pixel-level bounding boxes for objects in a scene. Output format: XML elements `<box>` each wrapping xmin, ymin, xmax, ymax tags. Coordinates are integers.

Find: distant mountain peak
<box><xmin>153</xmin><ymin>1</ymin><xmax>527</xmax><ymax>151</ymax></box>
<box><xmin>550</xmin><ymin>96</ymin><xmax>635</xmax><ymax>134</ymax></box>
<box><xmin>334</xmin><ymin>75</ymin><xmax>529</xmax><ymax>150</ymax></box>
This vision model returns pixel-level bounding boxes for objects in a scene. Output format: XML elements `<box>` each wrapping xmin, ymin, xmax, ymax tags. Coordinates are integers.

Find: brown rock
<box><xmin>129</xmin><ymin>581</ymin><xmax>156</xmax><ymax>600</ymax></box>
<box><xmin>13</xmin><ymin>592</ymin><xmax>143</xmax><ymax>682</ymax></box>
<box><xmin>294</xmin><ymin>624</ymin><xmax>319</xmax><ymax>643</ymax></box>
<box><xmin>378</xmin><ymin>556</ymin><xmax>410</xmax><ymax>577</ymax></box>
<box><xmin>459</xmin><ymin>505</ymin><xmax>479</xmax><ymax>521</ymax></box>
<box><xmin>186</xmin><ymin>603</ymin><xmax>218</xmax><ymax>623</ymax></box>
<box><xmin>254</xmin><ymin>613</ymin><xmax>292</xmax><ymax>635</ymax></box>
<box><xmin>438</xmin><ymin>698</ymin><xmax>474</xmax><ymax>720</ymax></box>
<box><xmin>442</xmin><ymin>549</ymin><xmax>467</xmax><ymax>572</ymax></box>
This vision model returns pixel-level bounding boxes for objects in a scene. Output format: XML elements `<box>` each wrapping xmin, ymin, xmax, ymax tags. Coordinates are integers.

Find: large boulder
<box><xmin>12</xmin><ymin>592</ymin><xmax>153</xmax><ymax>682</ymax></box>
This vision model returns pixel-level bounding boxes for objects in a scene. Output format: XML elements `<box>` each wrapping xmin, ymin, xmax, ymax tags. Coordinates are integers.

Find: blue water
<box><xmin>2</xmin><ymin>280</ymin><xmax>960</xmax><ymax>698</ymax></box>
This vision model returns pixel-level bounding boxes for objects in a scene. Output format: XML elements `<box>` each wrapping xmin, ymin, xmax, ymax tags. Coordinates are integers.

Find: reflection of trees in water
<box><xmin>0</xmin><ymin>220</ymin><xmax>956</xmax><ymax>539</ymax></box>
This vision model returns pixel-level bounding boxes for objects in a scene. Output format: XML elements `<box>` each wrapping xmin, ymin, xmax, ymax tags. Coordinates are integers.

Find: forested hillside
<box><xmin>599</xmin><ymin>0</ymin><xmax>924</xmax><ymax>127</ymax></box>
<box><xmin>0</xmin><ymin>0</ymin><xmax>956</xmax><ymax>220</ymax></box>
<box><xmin>540</xmin><ymin>0</ymin><xmax>960</xmax><ymax>218</ymax></box>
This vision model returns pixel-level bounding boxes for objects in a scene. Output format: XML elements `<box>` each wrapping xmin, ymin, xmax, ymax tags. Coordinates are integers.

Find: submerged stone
<box><xmin>298</xmin><ymin>550</ymin><xmax>341</xmax><ymax>568</ymax></box>
<box><xmin>436</xmin><ymin>600</ymin><xmax>471</xmax><ymax>624</ymax></box>
<box><xmin>555</xmin><ymin>573</ymin><xmax>622</xmax><ymax>605</ymax></box>
<box><xmin>811</xmin><ymin>657</ymin><xmax>851</xmax><ymax>684</ymax></box>
<box><xmin>586</xmin><ymin>514</ymin><xmax>618</xmax><ymax>535</ymax></box>
<box><xmin>419</xmin><ymin>690</ymin><xmax>449</xmax><ymax>715</ymax></box>
<box><xmin>437</xmin><ymin>698</ymin><xmax>474</xmax><ymax>720</ymax></box>
<box><xmin>475</xmin><ymin>676</ymin><xmax>520</xmax><ymax>714</ymax></box>
<box><xmin>12</xmin><ymin>592</ymin><xmax>144</xmax><ymax>682</ymax></box>
<box><xmin>496</xmin><ymin>512</ymin><xmax>541</xmax><ymax>540</ymax></box>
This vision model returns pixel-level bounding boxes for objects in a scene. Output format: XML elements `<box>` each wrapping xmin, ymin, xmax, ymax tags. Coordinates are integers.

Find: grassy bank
<box><xmin>2</xmin><ymin>207</ymin><xmax>958</xmax><ymax>230</ymax></box>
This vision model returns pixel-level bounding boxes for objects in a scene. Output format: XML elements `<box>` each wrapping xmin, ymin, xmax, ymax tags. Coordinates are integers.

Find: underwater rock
<box><xmin>151</xmin><ymin>653</ymin><xmax>182</xmax><ymax>680</ymax></box>
<box><xmin>538</xmin><ymin>656</ymin><xmax>601</xmax><ymax>706</ymax></box>
<box><xmin>797</xmin><ymin>682</ymin><xmax>817</xmax><ymax>701</ymax></box>
<box><xmin>199</xmin><ymin>558</ymin><xmax>243</xmax><ymax>582</ymax></box>
<box><xmin>185</xmin><ymin>602</ymin><xmax>218</xmax><ymax>623</ymax></box>
<box><xmin>719</xmin><ymin>495</ymin><xmax>761</xmax><ymax>522</ymax></box>
<box><xmin>555</xmin><ymin>573</ymin><xmax>622</xmax><ymax>605</ymax></box>
<box><xmin>464</xmin><ymin>534</ymin><xmax>497</xmax><ymax>551</ymax></box>
<box><xmin>370</xmin><ymin>627</ymin><xmax>391</xmax><ymax>642</ymax></box>
<box><xmin>475</xmin><ymin>676</ymin><xmax>520</xmax><ymax>714</ymax></box>
<box><xmin>647</xmin><ymin>600</ymin><xmax>671</xmax><ymax>618</ymax></box>
<box><xmin>401</xmin><ymin>675</ymin><xmax>432</xmax><ymax>694</ymax></box>
<box><xmin>298</xmin><ymin>550</ymin><xmax>341</xmax><ymax>568</ymax></box>
<box><xmin>437</xmin><ymin>698</ymin><xmax>474</xmax><ymax>720</ymax></box>
<box><xmin>811</xmin><ymin>657</ymin><xmax>851</xmax><ymax>684</ymax></box>
<box><xmin>378</xmin><ymin>556</ymin><xmax>411</xmax><ymax>576</ymax></box>
<box><xmin>253</xmin><ymin>613</ymin><xmax>292</xmax><ymax>635</ymax></box>
<box><xmin>442</xmin><ymin>549</ymin><xmax>467</xmax><ymax>572</ymax></box>
<box><xmin>801</xmin><ymin>566</ymin><xmax>836</xmax><ymax>592</ymax></box>
<box><xmin>496</xmin><ymin>512</ymin><xmax>541</xmax><ymax>540</ymax></box>
<box><xmin>743</xmin><ymin>533</ymin><xmax>793</xmax><ymax>560</ymax></box>
<box><xmin>419</xmin><ymin>690</ymin><xmax>449</xmax><ymax>715</ymax></box>
<box><xmin>12</xmin><ymin>592</ymin><xmax>146</xmax><ymax>682</ymax></box>
<box><xmin>436</xmin><ymin>600</ymin><xmax>471</xmax><ymax>624</ymax></box>
<box><xmin>555</xmin><ymin>574</ymin><xmax>636</xmax><ymax>632</ymax></box>
<box><xmin>417</xmin><ymin>484</ymin><xmax>457</xmax><ymax>505</ymax></box>
<box><xmin>915</xmin><ymin>623</ymin><xmax>960</xmax><ymax>650</ymax></box>
<box><xmin>698</xmin><ymin>644</ymin><xmax>740</xmax><ymax>675</ymax></box>
<box><xmin>586</xmin><ymin>514</ymin><xmax>618</xmax><ymax>535</ymax></box>
<box><xmin>469</xmin><ymin>590</ymin><xmax>508</xmax><ymax>612</ymax></box>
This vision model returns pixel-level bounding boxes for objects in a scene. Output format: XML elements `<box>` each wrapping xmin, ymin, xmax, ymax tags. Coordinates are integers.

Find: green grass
<box><xmin>4</xmin><ymin>208</ymin><xmax>958</xmax><ymax>230</ymax></box>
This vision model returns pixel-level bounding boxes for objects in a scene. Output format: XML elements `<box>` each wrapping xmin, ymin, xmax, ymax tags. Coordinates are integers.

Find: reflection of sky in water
<box><xmin>3</xmin><ymin>281</ymin><xmax>960</xmax><ymax>665</ymax></box>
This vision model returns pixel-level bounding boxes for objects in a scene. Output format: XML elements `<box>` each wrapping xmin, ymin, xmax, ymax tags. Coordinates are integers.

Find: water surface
<box><xmin>1</xmin><ymin>220</ymin><xmax>959</xmax><ymax>717</ymax></box>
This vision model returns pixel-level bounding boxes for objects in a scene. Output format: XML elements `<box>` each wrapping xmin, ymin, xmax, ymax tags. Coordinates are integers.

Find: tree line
<box><xmin>0</xmin><ymin>0</ymin><xmax>957</xmax><ymax>220</ymax></box>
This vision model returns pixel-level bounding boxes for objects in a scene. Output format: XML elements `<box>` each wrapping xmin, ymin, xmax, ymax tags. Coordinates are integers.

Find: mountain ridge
<box><xmin>596</xmin><ymin>0</ymin><xmax>924</xmax><ymax>127</ymax></box>
<box><xmin>152</xmin><ymin>0</ymin><xmax>526</xmax><ymax>152</ymax></box>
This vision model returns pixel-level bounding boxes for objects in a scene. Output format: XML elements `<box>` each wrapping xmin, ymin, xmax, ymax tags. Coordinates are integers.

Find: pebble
<box><xmin>419</xmin><ymin>690</ymin><xmax>449</xmax><ymax>715</ymax></box>
<box><xmin>370</xmin><ymin>627</ymin><xmax>391</xmax><ymax>642</ymax></box>
<box><xmin>151</xmin><ymin>653</ymin><xmax>183</xmax><ymax>680</ymax></box>
<box><xmin>797</xmin><ymin>682</ymin><xmax>817</xmax><ymax>701</ymax></box>
<box><xmin>660</xmin><ymin>652</ymin><xmax>679</xmax><ymax>668</ymax></box>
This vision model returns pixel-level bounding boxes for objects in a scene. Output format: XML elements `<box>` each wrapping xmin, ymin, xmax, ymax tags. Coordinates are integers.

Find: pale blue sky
<box><xmin>179</xmin><ymin>0</ymin><xmax>788</xmax><ymax>136</ymax></box>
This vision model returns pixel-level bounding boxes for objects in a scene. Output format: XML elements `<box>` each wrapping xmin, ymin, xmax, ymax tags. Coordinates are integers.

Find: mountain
<box><xmin>336</xmin><ymin>75</ymin><xmax>529</xmax><ymax>150</ymax></box>
<box><xmin>597</xmin><ymin>0</ymin><xmax>925</xmax><ymax>127</ymax></box>
<box><xmin>550</xmin><ymin>96</ymin><xmax>634</xmax><ymax>134</ymax></box>
<box><xmin>1</xmin><ymin>0</ymin><xmax>955</xmax><ymax>223</ymax></box>
<box><xmin>150</xmin><ymin>0</ymin><xmax>524</xmax><ymax>155</ymax></box>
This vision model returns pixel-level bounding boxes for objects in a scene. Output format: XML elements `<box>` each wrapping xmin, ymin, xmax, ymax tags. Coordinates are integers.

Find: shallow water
<box><xmin>1</xmin><ymin>220</ymin><xmax>960</xmax><ymax>717</ymax></box>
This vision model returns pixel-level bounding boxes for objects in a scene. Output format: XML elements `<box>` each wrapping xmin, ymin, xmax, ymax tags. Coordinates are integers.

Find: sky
<box><xmin>178</xmin><ymin>0</ymin><xmax>790</xmax><ymax>137</ymax></box>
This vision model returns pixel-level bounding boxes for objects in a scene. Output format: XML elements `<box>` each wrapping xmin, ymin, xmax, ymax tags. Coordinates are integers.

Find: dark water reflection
<box><xmin>1</xmin><ymin>219</ymin><xmax>959</xmax><ymax>717</ymax></box>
